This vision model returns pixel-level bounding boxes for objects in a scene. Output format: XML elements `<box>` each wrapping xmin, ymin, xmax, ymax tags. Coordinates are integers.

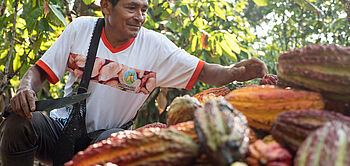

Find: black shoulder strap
<box><xmin>79</xmin><ymin>18</ymin><xmax>104</xmax><ymax>93</ymax></box>
<box><xmin>77</xmin><ymin>17</ymin><xmax>105</xmax><ymax>120</ymax></box>
<box><xmin>53</xmin><ymin>18</ymin><xmax>104</xmax><ymax>166</ymax></box>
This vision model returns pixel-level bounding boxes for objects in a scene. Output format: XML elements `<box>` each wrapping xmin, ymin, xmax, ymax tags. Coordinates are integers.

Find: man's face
<box><xmin>106</xmin><ymin>0</ymin><xmax>148</xmax><ymax>39</ymax></box>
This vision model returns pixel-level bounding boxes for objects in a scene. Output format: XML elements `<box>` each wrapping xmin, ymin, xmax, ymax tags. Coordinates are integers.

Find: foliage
<box><xmin>244</xmin><ymin>0</ymin><xmax>350</xmax><ymax>75</ymax></box>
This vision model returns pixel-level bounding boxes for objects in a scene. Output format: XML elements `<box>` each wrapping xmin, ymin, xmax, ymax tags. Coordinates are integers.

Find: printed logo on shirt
<box><xmin>67</xmin><ymin>53</ymin><xmax>156</xmax><ymax>94</ymax></box>
<box><xmin>124</xmin><ymin>70</ymin><xmax>137</xmax><ymax>85</ymax></box>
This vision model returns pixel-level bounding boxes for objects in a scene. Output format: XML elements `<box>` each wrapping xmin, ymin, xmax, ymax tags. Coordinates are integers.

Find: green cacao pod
<box><xmin>66</xmin><ymin>128</ymin><xmax>199</xmax><ymax>166</ymax></box>
<box><xmin>277</xmin><ymin>44</ymin><xmax>350</xmax><ymax>102</ymax></box>
<box><xmin>271</xmin><ymin>109</ymin><xmax>350</xmax><ymax>154</ymax></box>
<box><xmin>194</xmin><ymin>97</ymin><xmax>250</xmax><ymax>165</ymax></box>
<box><xmin>167</xmin><ymin>95</ymin><xmax>202</xmax><ymax>125</ymax></box>
<box><xmin>294</xmin><ymin>121</ymin><xmax>350</xmax><ymax>166</ymax></box>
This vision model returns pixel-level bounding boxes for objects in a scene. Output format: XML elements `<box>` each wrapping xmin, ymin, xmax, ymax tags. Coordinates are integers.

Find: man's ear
<box><xmin>100</xmin><ymin>0</ymin><xmax>113</xmax><ymax>15</ymax></box>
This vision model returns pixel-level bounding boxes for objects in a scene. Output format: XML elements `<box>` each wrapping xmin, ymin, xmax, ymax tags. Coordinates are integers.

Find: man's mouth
<box><xmin>127</xmin><ymin>23</ymin><xmax>141</xmax><ymax>28</ymax></box>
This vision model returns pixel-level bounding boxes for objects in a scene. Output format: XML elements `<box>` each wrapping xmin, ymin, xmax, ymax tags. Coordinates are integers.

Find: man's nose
<box><xmin>134</xmin><ymin>10</ymin><xmax>145</xmax><ymax>23</ymax></box>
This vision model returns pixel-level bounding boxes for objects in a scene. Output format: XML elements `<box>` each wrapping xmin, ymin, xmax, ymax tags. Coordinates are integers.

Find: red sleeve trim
<box><xmin>185</xmin><ymin>60</ymin><xmax>205</xmax><ymax>90</ymax></box>
<box><xmin>35</xmin><ymin>60</ymin><xmax>59</xmax><ymax>84</ymax></box>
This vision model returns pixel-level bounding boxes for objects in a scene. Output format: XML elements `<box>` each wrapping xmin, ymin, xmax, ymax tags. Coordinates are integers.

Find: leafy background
<box><xmin>0</xmin><ymin>0</ymin><xmax>349</xmax><ymax>127</ymax></box>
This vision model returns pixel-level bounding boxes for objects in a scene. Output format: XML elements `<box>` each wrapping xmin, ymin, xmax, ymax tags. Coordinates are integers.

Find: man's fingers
<box><xmin>19</xmin><ymin>93</ymin><xmax>32</xmax><ymax>119</ymax></box>
<box><xmin>26</xmin><ymin>91</ymin><xmax>36</xmax><ymax>112</ymax></box>
<box><xmin>13</xmin><ymin>99</ymin><xmax>26</xmax><ymax>118</ymax></box>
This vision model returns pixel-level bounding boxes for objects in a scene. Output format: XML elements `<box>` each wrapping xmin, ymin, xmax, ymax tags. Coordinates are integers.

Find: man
<box><xmin>0</xmin><ymin>0</ymin><xmax>267</xmax><ymax>165</ymax></box>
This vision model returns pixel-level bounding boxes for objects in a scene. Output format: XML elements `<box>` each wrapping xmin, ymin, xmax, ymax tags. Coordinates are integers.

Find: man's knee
<box><xmin>0</xmin><ymin>113</ymin><xmax>38</xmax><ymax>153</ymax></box>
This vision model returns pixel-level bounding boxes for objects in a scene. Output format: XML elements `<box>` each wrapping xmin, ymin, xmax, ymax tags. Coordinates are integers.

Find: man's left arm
<box><xmin>197</xmin><ymin>57</ymin><xmax>268</xmax><ymax>86</ymax></box>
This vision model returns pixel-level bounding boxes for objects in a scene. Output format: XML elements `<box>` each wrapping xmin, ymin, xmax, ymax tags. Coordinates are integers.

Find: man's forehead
<box><xmin>119</xmin><ymin>0</ymin><xmax>148</xmax><ymax>6</ymax></box>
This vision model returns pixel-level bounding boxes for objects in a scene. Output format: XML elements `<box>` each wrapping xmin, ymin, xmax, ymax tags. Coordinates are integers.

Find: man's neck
<box><xmin>104</xmin><ymin>26</ymin><xmax>130</xmax><ymax>48</ymax></box>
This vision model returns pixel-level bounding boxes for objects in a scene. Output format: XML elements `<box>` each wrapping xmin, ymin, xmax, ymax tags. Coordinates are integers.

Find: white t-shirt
<box><xmin>36</xmin><ymin>17</ymin><xmax>204</xmax><ymax>132</ymax></box>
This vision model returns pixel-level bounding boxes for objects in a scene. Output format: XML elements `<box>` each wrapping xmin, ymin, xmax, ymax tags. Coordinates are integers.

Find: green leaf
<box><xmin>82</xmin><ymin>0</ymin><xmax>93</xmax><ymax>5</ymax></box>
<box><xmin>220</xmin><ymin>40</ymin><xmax>237</xmax><ymax>62</ymax></box>
<box><xmin>191</xmin><ymin>35</ymin><xmax>198</xmax><ymax>52</ymax></box>
<box><xmin>214</xmin><ymin>4</ymin><xmax>225</xmax><ymax>20</ymax></box>
<box><xmin>180</xmin><ymin>5</ymin><xmax>188</xmax><ymax>15</ymax></box>
<box><xmin>293</xmin><ymin>0</ymin><xmax>324</xmax><ymax>17</ymax></box>
<box><xmin>23</xmin><ymin>7</ymin><xmax>42</xmax><ymax>34</ymax></box>
<box><xmin>47</xmin><ymin>10</ymin><xmax>64</xmax><ymax>26</ymax></box>
<box><xmin>48</xmin><ymin>4</ymin><xmax>68</xmax><ymax>26</ymax></box>
<box><xmin>253</xmin><ymin>0</ymin><xmax>268</xmax><ymax>6</ymax></box>
<box><xmin>39</xmin><ymin>18</ymin><xmax>51</xmax><ymax>33</ymax></box>
<box><xmin>20</xmin><ymin>64</ymin><xmax>30</xmax><ymax>78</ymax></box>
<box><xmin>166</xmin><ymin>21</ymin><xmax>176</xmax><ymax>32</ymax></box>
<box><xmin>215</xmin><ymin>40</ymin><xmax>222</xmax><ymax>56</ymax></box>
<box><xmin>13</xmin><ymin>53</ymin><xmax>21</xmax><ymax>72</ymax></box>
<box><xmin>224</xmin><ymin>33</ymin><xmax>241</xmax><ymax>54</ymax></box>
<box><xmin>33</xmin><ymin>34</ymin><xmax>44</xmax><ymax>54</ymax></box>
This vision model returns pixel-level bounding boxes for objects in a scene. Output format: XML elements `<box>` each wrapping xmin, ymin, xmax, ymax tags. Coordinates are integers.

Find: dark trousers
<box><xmin>0</xmin><ymin>112</ymin><xmax>123</xmax><ymax>166</ymax></box>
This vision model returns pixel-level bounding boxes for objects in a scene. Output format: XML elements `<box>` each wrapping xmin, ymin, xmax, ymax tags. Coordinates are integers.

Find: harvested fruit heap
<box><xmin>66</xmin><ymin>44</ymin><xmax>350</xmax><ymax>166</ymax></box>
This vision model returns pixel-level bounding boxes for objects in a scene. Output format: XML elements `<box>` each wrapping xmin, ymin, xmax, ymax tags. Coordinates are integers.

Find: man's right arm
<box><xmin>10</xmin><ymin>64</ymin><xmax>48</xmax><ymax>119</ymax></box>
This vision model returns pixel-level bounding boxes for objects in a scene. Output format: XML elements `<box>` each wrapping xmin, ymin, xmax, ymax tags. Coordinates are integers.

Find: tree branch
<box><xmin>0</xmin><ymin>0</ymin><xmax>6</xmax><ymax>16</ymax></box>
<box><xmin>5</xmin><ymin>0</ymin><xmax>19</xmax><ymax>74</ymax></box>
<box><xmin>1</xmin><ymin>0</ymin><xmax>19</xmax><ymax>95</ymax></box>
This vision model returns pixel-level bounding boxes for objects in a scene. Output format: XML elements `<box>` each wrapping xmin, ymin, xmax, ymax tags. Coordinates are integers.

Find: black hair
<box><xmin>102</xmin><ymin>0</ymin><xmax>119</xmax><ymax>16</ymax></box>
<box><xmin>109</xmin><ymin>0</ymin><xmax>119</xmax><ymax>7</ymax></box>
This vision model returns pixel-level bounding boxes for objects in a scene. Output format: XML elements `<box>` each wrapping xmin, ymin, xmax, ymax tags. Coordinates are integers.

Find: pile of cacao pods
<box><xmin>66</xmin><ymin>44</ymin><xmax>350</xmax><ymax>166</ymax></box>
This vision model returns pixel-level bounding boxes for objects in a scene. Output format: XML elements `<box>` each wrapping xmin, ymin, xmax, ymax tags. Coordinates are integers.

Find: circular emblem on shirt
<box><xmin>124</xmin><ymin>70</ymin><xmax>137</xmax><ymax>85</ymax></box>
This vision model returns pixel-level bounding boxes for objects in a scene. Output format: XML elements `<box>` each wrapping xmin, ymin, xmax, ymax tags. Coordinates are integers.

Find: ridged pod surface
<box><xmin>225</xmin><ymin>85</ymin><xmax>325</xmax><ymax>131</ymax></box>
<box><xmin>271</xmin><ymin>110</ymin><xmax>350</xmax><ymax>154</ymax></box>
<box><xmin>294</xmin><ymin>121</ymin><xmax>350</xmax><ymax>166</ymax></box>
<box><xmin>135</xmin><ymin>122</ymin><xmax>167</xmax><ymax>132</ymax></box>
<box><xmin>169</xmin><ymin>121</ymin><xmax>197</xmax><ymax>142</ymax></box>
<box><xmin>65</xmin><ymin>128</ymin><xmax>199</xmax><ymax>166</ymax></box>
<box><xmin>194</xmin><ymin>97</ymin><xmax>250</xmax><ymax>165</ymax></box>
<box><xmin>167</xmin><ymin>95</ymin><xmax>202</xmax><ymax>125</ymax></box>
<box><xmin>193</xmin><ymin>87</ymin><xmax>231</xmax><ymax>104</ymax></box>
<box><xmin>277</xmin><ymin>44</ymin><xmax>350</xmax><ymax>102</ymax></box>
<box><xmin>245</xmin><ymin>140</ymin><xmax>292</xmax><ymax>166</ymax></box>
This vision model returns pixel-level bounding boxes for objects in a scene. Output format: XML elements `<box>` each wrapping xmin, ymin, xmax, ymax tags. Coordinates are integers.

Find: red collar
<box><xmin>101</xmin><ymin>28</ymin><xmax>135</xmax><ymax>53</ymax></box>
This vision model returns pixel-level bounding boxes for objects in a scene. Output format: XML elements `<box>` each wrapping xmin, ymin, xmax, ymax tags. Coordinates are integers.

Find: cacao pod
<box><xmin>225</xmin><ymin>85</ymin><xmax>325</xmax><ymax>131</ymax></box>
<box><xmin>193</xmin><ymin>87</ymin><xmax>231</xmax><ymax>104</ymax></box>
<box><xmin>166</xmin><ymin>95</ymin><xmax>201</xmax><ymax>125</ymax></box>
<box><xmin>194</xmin><ymin>97</ymin><xmax>250</xmax><ymax>165</ymax></box>
<box><xmin>294</xmin><ymin>121</ymin><xmax>350</xmax><ymax>166</ymax></box>
<box><xmin>169</xmin><ymin>121</ymin><xmax>197</xmax><ymax>142</ymax></box>
<box><xmin>259</xmin><ymin>74</ymin><xmax>278</xmax><ymax>85</ymax></box>
<box><xmin>277</xmin><ymin>44</ymin><xmax>350</xmax><ymax>102</ymax></box>
<box><xmin>66</xmin><ymin>128</ymin><xmax>199</xmax><ymax>166</ymax></box>
<box><xmin>245</xmin><ymin>140</ymin><xmax>292</xmax><ymax>166</ymax></box>
<box><xmin>271</xmin><ymin>109</ymin><xmax>350</xmax><ymax>154</ymax></box>
<box><xmin>135</xmin><ymin>122</ymin><xmax>167</xmax><ymax>132</ymax></box>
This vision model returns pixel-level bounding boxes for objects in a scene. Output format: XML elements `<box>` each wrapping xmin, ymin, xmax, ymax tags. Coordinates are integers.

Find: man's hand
<box><xmin>9</xmin><ymin>88</ymin><xmax>37</xmax><ymax>119</ymax></box>
<box><xmin>8</xmin><ymin>65</ymin><xmax>47</xmax><ymax>119</ymax></box>
<box><xmin>231</xmin><ymin>57</ymin><xmax>268</xmax><ymax>82</ymax></box>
